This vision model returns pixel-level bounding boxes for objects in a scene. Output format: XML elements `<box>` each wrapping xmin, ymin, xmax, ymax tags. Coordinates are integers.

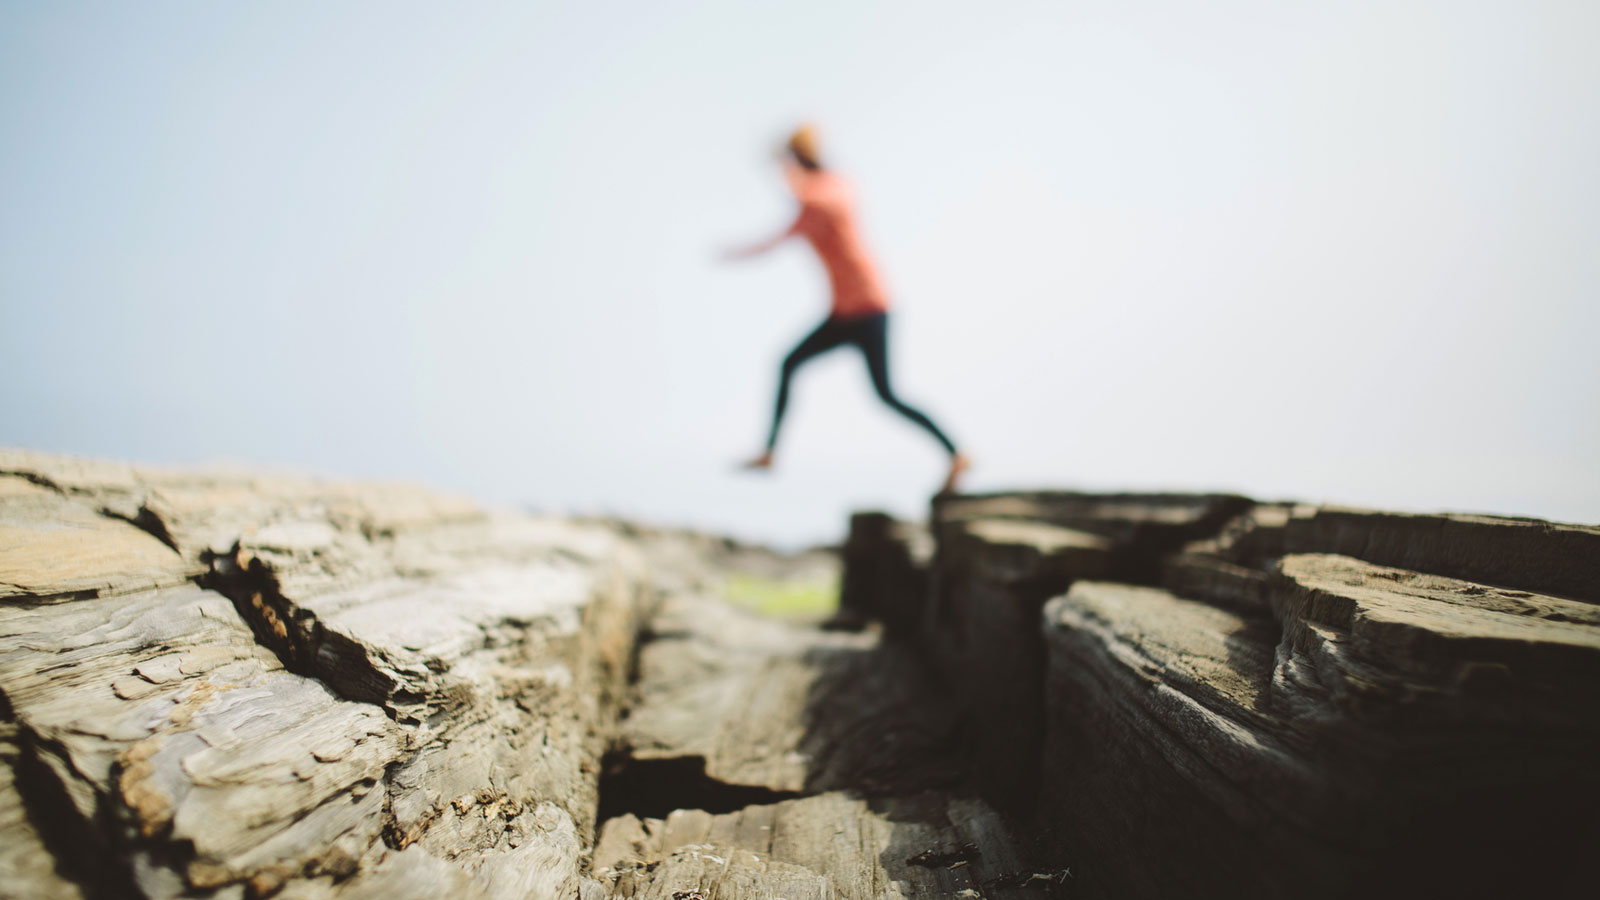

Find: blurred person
<box><xmin>724</xmin><ymin>125</ymin><xmax>971</xmax><ymax>494</ymax></box>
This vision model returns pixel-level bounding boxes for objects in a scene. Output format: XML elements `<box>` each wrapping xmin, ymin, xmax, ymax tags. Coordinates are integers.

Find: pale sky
<box><xmin>3</xmin><ymin>1</ymin><xmax>1597</xmax><ymax>545</ymax></box>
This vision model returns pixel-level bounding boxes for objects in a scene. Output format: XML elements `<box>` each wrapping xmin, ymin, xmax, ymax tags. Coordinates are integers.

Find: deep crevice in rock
<box><xmin>0</xmin><ymin>468</ymin><xmax>68</xmax><ymax>495</ymax></box>
<box><xmin>199</xmin><ymin>547</ymin><xmax>397</xmax><ymax>712</ymax></box>
<box><xmin>0</xmin><ymin>588</ymin><xmax>101</xmax><ymax>607</ymax></box>
<box><xmin>100</xmin><ymin>503</ymin><xmax>181</xmax><ymax>555</ymax></box>
<box><xmin>594</xmin><ymin>752</ymin><xmax>803</xmax><ymax>827</ymax></box>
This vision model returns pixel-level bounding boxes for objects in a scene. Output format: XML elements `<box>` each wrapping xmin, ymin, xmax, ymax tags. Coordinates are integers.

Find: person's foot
<box><xmin>939</xmin><ymin>452</ymin><xmax>972</xmax><ymax>495</ymax></box>
<box><xmin>740</xmin><ymin>451</ymin><xmax>775</xmax><ymax>471</ymax></box>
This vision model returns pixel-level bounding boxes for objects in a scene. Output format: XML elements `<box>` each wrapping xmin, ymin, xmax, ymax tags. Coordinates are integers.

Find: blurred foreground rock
<box><xmin>5</xmin><ymin>450</ymin><xmax>1596</xmax><ymax>899</ymax></box>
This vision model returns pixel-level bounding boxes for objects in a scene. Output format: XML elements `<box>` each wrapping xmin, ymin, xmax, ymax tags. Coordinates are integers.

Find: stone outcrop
<box><xmin>0</xmin><ymin>450</ymin><xmax>651</xmax><ymax>899</ymax></box>
<box><xmin>8</xmin><ymin>448</ymin><xmax>1597</xmax><ymax>900</ymax></box>
<box><xmin>594</xmin><ymin>792</ymin><xmax>1048</xmax><ymax>900</ymax></box>
<box><xmin>838</xmin><ymin>492</ymin><xmax>1600</xmax><ymax>899</ymax></box>
<box><xmin>4</xmin><ymin>450</ymin><xmax>1071</xmax><ymax>900</ymax></box>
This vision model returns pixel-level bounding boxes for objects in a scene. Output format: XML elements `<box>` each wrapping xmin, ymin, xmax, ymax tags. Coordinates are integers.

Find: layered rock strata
<box><xmin>11</xmin><ymin>448</ymin><xmax>1596</xmax><ymax>900</ymax></box>
<box><xmin>0</xmin><ymin>450</ymin><xmax>651</xmax><ymax>899</ymax></box>
<box><xmin>841</xmin><ymin>493</ymin><xmax>1600</xmax><ymax>898</ymax></box>
<box><xmin>590</xmin><ymin>552</ymin><xmax>1063</xmax><ymax>899</ymax></box>
<box><xmin>4</xmin><ymin>451</ymin><xmax>1067</xmax><ymax>900</ymax></box>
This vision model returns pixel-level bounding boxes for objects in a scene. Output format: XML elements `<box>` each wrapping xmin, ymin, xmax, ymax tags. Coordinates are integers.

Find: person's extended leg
<box><xmin>854</xmin><ymin>314</ymin><xmax>971</xmax><ymax>491</ymax></box>
<box><xmin>748</xmin><ymin>317</ymin><xmax>850</xmax><ymax>468</ymax></box>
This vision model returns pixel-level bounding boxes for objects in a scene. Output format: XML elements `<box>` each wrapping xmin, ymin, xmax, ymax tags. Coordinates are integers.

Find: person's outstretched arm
<box><xmin>721</xmin><ymin>229</ymin><xmax>791</xmax><ymax>261</ymax></box>
<box><xmin>721</xmin><ymin>212</ymin><xmax>805</xmax><ymax>262</ymax></box>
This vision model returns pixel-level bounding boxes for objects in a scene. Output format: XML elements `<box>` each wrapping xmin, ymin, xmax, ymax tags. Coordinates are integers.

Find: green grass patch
<box><xmin>722</xmin><ymin>574</ymin><xmax>838</xmax><ymax>619</ymax></box>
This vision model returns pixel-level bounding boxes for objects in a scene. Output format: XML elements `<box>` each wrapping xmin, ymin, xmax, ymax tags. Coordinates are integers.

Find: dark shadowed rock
<box><xmin>869</xmin><ymin>492</ymin><xmax>1253</xmax><ymax>813</ymax></box>
<box><xmin>1041</xmin><ymin>550</ymin><xmax>1600</xmax><ymax>898</ymax></box>
<box><xmin>920</xmin><ymin>515</ymin><xmax>1114</xmax><ymax>810</ymax></box>
<box><xmin>937</xmin><ymin>490</ymin><xmax>1254</xmax><ymax>581</ymax></box>
<box><xmin>1283</xmin><ymin>506</ymin><xmax>1600</xmax><ymax>603</ymax></box>
<box><xmin>836</xmin><ymin>512</ymin><xmax>932</xmax><ymax>634</ymax></box>
<box><xmin>839</xmin><ymin>490</ymin><xmax>1599</xmax><ymax>898</ymax></box>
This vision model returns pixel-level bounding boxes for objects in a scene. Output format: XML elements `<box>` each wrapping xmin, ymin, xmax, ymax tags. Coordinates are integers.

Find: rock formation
<box><xmin>843</xmin><ymin>493</ymin><xmax>1600</xmax><ymax>899</ymax></box>
<box><xmin>1</xmin><ymin>449</ymin><xmax>653</xmax><ymax>899</ymax></box>
<box><xmin>4</xmin><ymin>449</ymin><xmax>1597</xmax><ymax>899</ymax></box>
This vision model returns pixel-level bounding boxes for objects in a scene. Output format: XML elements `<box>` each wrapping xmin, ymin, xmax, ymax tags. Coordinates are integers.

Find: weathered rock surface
<box><xmin>841</xmin><ymin>492</ymin><xmax>1600</xmax><ymax>898</ymax></box>
<box><xmin>593</xmin><ymin>792</ymin><xmax>1053</xmax><ymax>900</ymax></box>
<box><xmin>10</xmin><ymin>447</ymin><xmax>1597</xmax><ymax>900</ymax></box>
<box><xmin>5</xmin><ymin>450</ymin><xmax>1054</xmax><ymax>900</ymax></box>
<box><xmin>595</xmin><ymin>550</ymin><xmax>1050</xmax><ymax>899</ymax></box>
<box><xmin>619</xmin><ymin>585</ymin><xmax>968</xmax><ymax>797</ymax></box>
<box><xmin>936</xmin><ymin>490</ymin><xmax>1254</xmax><ymax>581</ymax></box>
<box><xmin>1284</xmin><ymin>506</ymin><xmax>1600</xmax><ymax>603</ymax></box>
<box><xmin>856</xmin><ymin>493</ymin><xmax>1254</xmax><ymax>812</ymax></box>
<box><xmin>0</xmin><ymin>474</ymin><xmax>197</xmax><ymax>602</ymax></box>
<box><xmin>1</xmin><ymin>451</ymin><xmax>653</xmax><ymax>899</ymax></box>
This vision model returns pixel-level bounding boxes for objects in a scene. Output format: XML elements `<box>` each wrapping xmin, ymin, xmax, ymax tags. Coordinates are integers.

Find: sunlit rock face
<box><xmin>0</xmin><ymin>449</ymin><xmax>654</xmax><ymax>900</ymax></box>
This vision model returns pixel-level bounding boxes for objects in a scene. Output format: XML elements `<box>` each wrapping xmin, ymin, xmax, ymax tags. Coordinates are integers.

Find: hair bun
<box><xmin>787</xmin><ymin>125</ymin><xmax>821</xmax><ymax>169</ymax></box>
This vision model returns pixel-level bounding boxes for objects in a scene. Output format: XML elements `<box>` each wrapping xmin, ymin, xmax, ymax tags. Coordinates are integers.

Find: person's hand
<box><xmin>719</xmin><ymin>231</ymin><xmax>787</xmax><ymax>262</ymax></box>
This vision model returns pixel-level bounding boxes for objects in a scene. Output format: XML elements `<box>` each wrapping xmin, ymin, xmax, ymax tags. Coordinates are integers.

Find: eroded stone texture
<box><xmin>0</xmin><ymin>451</ymin><xmax>654</xmax><ymax>900</ymax></box>
<box><xmin>13</xmin><ymin>450</ymin><xmax>1596</xmax><ymax>900</ymax></box>
<box><xmin>620</xmin><ymin>588</ymin><xmax>962</xmax><ymax>801</ymax></box>
<box><xmin>0</xmin><ymin>475</ymin><xmax>197</xmax><ymax>601</ymax></box>
<box><xmin>858</xmin><ymin>493</ymin><xmax>1257</xmax><ymax>813</ymax></box>
<box><xmin>599</xmin><ymin>528</ymin><xmax>1071</xmax><ymax>899</ymax></box>
<box><xmin>1284</xmin><ymin>506</ymin><xmax>1600</xmax><ymax>603</ymax></box>
<box><xmin>1162</xmin><ymin>503</ymin><xmax>1312</xmax><ymax>616</ymax></box>
<box><xmin>937</xmin><ymin>491</ymin><xmax>1253</xmax><ymax>581</ymax></box>
<box><xmin>1042</xmin><ymin>551</ymin><xmax>1600</xmax><ymax>898</ymax></box>
<box><xmin>1040</xmin><ymin>582</ymin><xmax>1343</xmax><ymax>898</ymax></box>
<box><xmin>593</xmin><ymin>792</ymin><xmax>1050</xmax><ymax>900</ymax></box>
<box><xmin>186</xmin><ymin>490</ymin><xmax>650</xmax><ymax>892</ymax></box>
<box><xmin>0</xmin><ymin>579</ymin><xmax>405</xmax><ymax>898</ymax></box>
<box><xmin>842</xmin><ymin>491</ymin><xmax>1599</xmax><ymax>898</ymax></box>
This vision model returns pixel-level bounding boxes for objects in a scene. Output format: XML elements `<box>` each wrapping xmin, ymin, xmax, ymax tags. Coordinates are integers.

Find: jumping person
<box><xmin>724</xmin><ymin>126</ymin><xmax>970</xmax><ymax>494</ymax></box>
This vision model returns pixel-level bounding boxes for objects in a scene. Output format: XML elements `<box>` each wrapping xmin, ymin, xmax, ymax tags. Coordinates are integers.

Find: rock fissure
<box><xmin>0</xmin><ymin>468</ymin><xmax>71</xmax><ymax>496</ymax></box>
<box><xmin>198</xmin><ymin>547</ymin><xmax>401</xmax><ymax>714</ymax></box>
<box><xmin>595</xmin><ymin>752</ymin><xmax>806</xmax><ymax>826</ymax></box>
<box><xmin>100</xmin><ymin>504</ymin><xmax>182</xmax><ymax>556</ymax></box>
<box><xmin>5</xmin><ymin>451</ymin><xmax>1598</xmax><ymax>899</ymax></box>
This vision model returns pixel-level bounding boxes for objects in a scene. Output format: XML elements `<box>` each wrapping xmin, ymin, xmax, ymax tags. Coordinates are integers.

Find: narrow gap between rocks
<box><xmin>594</xmin><ymin>752</ymin><xmax>803</xmax><ymax>827</ymax></box>
<box><xmin>99</xmin><ymin>503</ymin><xmax>181</xmax><ymax>554</ymax></box>
<box><xmin>0</xmin><ymin>469</ymin><xmax>68</xmax><ymax>495</ymax></box>
<box><xmin>197</xmin><ymin>548</ymin><xmax>395</xmax><ymax>711</ymax></box>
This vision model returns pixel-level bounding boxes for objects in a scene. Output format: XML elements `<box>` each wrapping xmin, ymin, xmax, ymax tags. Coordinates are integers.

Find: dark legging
<box><xmin>766</xmin><ymin>313</ymin><xmax>957</xmax><ymax>455</ymax></box>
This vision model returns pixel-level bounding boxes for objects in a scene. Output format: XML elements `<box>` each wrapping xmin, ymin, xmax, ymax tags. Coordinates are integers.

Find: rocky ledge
<box><xmin>3</xmin><ymin>450</ymin><xmax>1597</xmax><ymax>899</ymax></box>
<box><xmin>842</xmin><ymin>493</ymin><xmax>1600</xmax><ymax>898</ymax></box>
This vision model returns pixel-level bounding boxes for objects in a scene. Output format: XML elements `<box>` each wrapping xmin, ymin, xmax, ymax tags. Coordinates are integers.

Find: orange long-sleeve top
<box><xmin>785</xmin><ymin>170</ymin><xmax>891</xmax><ymax>320</ymax></box>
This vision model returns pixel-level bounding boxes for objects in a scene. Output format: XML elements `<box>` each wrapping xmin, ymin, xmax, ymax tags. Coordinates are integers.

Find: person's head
<box><xmin>785</xmin><ymin>125</ymin><xmax>823</xmax><ymax>172</ymax></box>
